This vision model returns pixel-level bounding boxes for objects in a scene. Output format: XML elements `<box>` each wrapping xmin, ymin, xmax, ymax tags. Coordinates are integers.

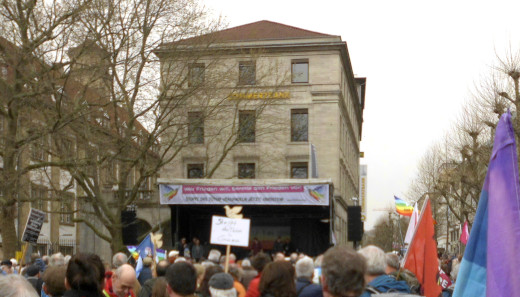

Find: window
<box><xmin>238</xmin><ymin>111</ymin><xmax>255</xmax><ymax>143</ymax></box>
<box><xmin>60</xmin><ymin>192</ymin><xmax>74</xmax><ymax>225</ymax></box>
<box><xmin>291</xmin><ymin>162</ymin><xmax>308</xmax><ymax>179</ymax></box>
<box><xmin>238</xmin><ymin>163</ymin><xmax>255</xmax><ymax>179</ymax></box>
<box><xmin>85</xmin><ymin>148</ymin><xmax>97</xmax><ymax>177</ymax></box>
<box><xmin>188</xmin><ymin>112</ymin><xmax>204</xmax><ymax>144</ymax></box>
<box><xmin>31</xmin><ymin>136</ymin><xmax>46</xmax><ymax>161</ymax></box>
<box><xmin>291</xmin><ymin>109</ymin><xmax>308</xmax><ymax>142</ymax></box>
<box><xmin>95</xmin><ymin>112</ymin><xmax>110</xmax><ymax>129</ymax></box>
<box><xmin>61</xmin><ymin>138</ymin><xmax>75</xmax><ymax>159</ymax></box>
<box><xmin>188</xmin><ymin>63</ymin><xmax>205</xmax><ymax>87</ymax></box>
<box><xmin>239</xmin><ymin>61</ymin><xmax>255</xmax><ymax>85</ymax></box>
<box><xmin>102</xmin><ymin>160</ymin><xmax>116</xmax><ymax>184</ymax></box>
<box><xmin>31</xmin><ymin>184</ymin><xmax>48</xmax><ymax>222</ymax></box>
<box><xmin>187</xmin><ymin>163</ymin><xmax>204</xmax><ymax>178</ymax></box>
<box><xmin>292</xmin><ymin>60</ymin><xmax>309</xmax><ymax>83</ymax></box>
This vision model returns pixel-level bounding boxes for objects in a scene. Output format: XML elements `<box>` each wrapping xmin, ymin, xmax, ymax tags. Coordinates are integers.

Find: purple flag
<box><xmin>487</xmin><ymin>111</ymin><xmax>520</xmax><ymax>296</ymax></box>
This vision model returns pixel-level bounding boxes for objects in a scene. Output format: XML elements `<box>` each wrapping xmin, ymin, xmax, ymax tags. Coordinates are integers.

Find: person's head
<box><xmin>198</xmin><ymin>265</ymin><xmax>224</xmax><ymax>297</ymax></box>
<box><xmin>168</xmin><ymin>251</ymin><xmax>179</xmax><ymax>264</ymax></box>
<box><xmin>274</xmin><ymin>253</ymin><xmax>285</xmax><ymax>262</ymax></box>
<box><xmin>49</xmin><ymin>253</ymin><xmax>65</xmax><ymax>267</ymax></box>
<box><xmin>30</xmin><ymin>253</ymin><xmax>40</xmax><ymax>264</ymax></box>
<box><xmin>66</xmin><ymin>253</ymin><xmax>105</xmax><ymax>293</ymax></box>
<box><xmin>295</xmin><ymin>256</ymin><xmax>314</xmax><ymax>279</ymax></box>
<box><xmin>193</xmin><ymin>237</ymin><xmax>200</xmax><ymax>245</ymax></box>
<box><xmin>258</xmin><ymin>261</ymin><xmax>296</xmax><ymax>297</ymax></box>
<box><xmin>43</xmin><ymin>265</ymin><xmax>67</xmax><ymax>297</ymax></box>
<box><xmin>42</xmin><ymin>255</ymin><xmax>50</xmax><ymax>265</ymax></box>
<box><xmin>1</xmin><ymin>259</ymin><xmax>13</xmax><ymax>274</ymax></box>
<box><xmin>112</xmin><ymin>264</ymin><xmax>136</xmax><ymax>297</ymax></box>
<box><xmin>112</xmin><ymin>252</ymin><xmax>128</xmax><ymax>269</ymax></box>
<box><xmin>241</xmin><ymin>259</ymin><xmax>251</xmax><ymax>268</ymax></box>
<box><xmin>143</xmin><ymin>257</ymin><xmax>153</xmax><ymax>268</ymax></box>
<box><xmin>165</xmin><ymin>262</ymin><xmax>197</xmax><ymax>297</ymax></box>
<box><xmin>208</xmin><ymin>249</ymin><xmax>221</xmax><ymax>264</ymax></box>
<box><xmin>9</xmin><ymin>259</ymin><xmax>18</xmax><ymax>273</ymax></box>
<box><xmin>152</xmin><ymin>277</ymin><xmax>169</xmax><ymax>297</ymax></box>
<box><xmin>26</xmin><ymin>265</ymin><xmax>40</xmax><ymax>278</ymax></box>
<box><xmin>228</xmin><ymin>265</ymin><xmax>242</xmax><ymax>282</ymax></box>
<box><xmin>385</xmin><ymin>253</ymin><xmax>400</xmax><ymax>274</ymax></box>
<box><xmin>289</xmin><ymin>253</ymin><xmax>298</xmax><ymax>264</ymax></box>
<box><xmin>321</xmin><ymin>246</ymin><xmax>366</xmax><ymax>297</ymax></box>
<box><xmin>156</xmin><ymin>260</ymin><xmax>170</xmax><ymax>277</ymax></box>
<box><xmin>358</xmin><ymin>245</ymin><xmax>386</xmax><ymax>277</ymax></box>
<box><xmin>0</xmin><ymin>274</ymin><xmax>39</xmax><ymax>297</ymax></box>
<box><xmin>251</xmin><ymin>252</ymin><xmax>271</xmax><ymax>273</ymax></box>
<box><xmin>208</xmin><ymin>273</ymin><xmax>236</xmax><ymax>297</ymax></box>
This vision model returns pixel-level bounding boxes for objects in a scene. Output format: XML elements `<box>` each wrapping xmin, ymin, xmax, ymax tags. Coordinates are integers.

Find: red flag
<box><xmin>403</xmin><ymin>199</ymin><xmax>442</xmax><ymax>297</ymax></box>
<box><xmin>459</xmin><ymin>220</ymin><xmax>469</xmax><ymax>245</ymax></box>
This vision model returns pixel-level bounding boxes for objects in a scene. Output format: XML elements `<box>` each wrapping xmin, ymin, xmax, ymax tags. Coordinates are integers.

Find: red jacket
<box><xmin>245</xmin><ymin>273</ymin><xmax>261</xmax><ymax>297</ymax></box>
<box><xmin>103</xmin><ymin>271</ymin><xmax>136</xmax><ymax>297</ymax></box>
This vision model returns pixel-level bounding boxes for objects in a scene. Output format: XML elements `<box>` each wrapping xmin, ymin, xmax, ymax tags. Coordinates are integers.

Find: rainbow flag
<box><xmin>394</xmin><ymin>196</ymin><xmax>413</xmax><ymax>216</ymax></box>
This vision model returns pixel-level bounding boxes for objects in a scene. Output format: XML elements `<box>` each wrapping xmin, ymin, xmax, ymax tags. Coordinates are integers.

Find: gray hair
<box><xmin>0</xmin><ymin>274</ymin><xmax>39</xmax><ymax>297</ymax></box>
<box><xmin>208</xmin><ymin>249</ymin><xmax>221</xmax><ymax>264</ymax></box>
<box><xmin>295</xmin><ymin>256</ymin><xmax>314</xmax><ymax>278</ymax></box>
<box><xmin>385</xmin><ymin>253</ymin><xmax>400</xmax><ymax>271</ymax></box>
<box><xmin>49</xmin><ymin>253</ymin><xmax>65</xmax><ymax>267</ymax></box>
<box><xmin>358</xmin><ymin>245</ymin><xmax>386</xmax><ymax>275</ymax></box>
<box><xmin>112</xmin><ymin>252</ymin><xmax>128</xmax><ymax>269</ymax></box>
<box><xmin>241</xmin><ymin>259</ymin><xmax>251</xmax><ymax>267</ymax></box>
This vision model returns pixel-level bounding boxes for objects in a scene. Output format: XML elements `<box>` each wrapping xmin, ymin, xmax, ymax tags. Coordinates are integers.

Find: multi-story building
<box><xmin>156</xmin><ymin>21</ymin><xmax>366</xmax><ymax>254</ymax></box>
<box><xmin>0</xmin><ymin>37</ymin><xmax>165</xmax><ymax>261</ymax></box>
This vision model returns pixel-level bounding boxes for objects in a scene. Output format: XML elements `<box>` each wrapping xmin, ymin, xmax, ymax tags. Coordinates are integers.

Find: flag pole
<box><xmin>396</xmin><ymin>213</ymin><xmax>405</xmax><ymax>249</ymax></box>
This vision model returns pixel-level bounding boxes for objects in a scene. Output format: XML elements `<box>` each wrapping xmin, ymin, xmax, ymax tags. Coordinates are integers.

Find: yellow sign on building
<box><xmin>229</xmin><ymin>92</ymin><xmax>290</xmax><ymax>100</ymax></box>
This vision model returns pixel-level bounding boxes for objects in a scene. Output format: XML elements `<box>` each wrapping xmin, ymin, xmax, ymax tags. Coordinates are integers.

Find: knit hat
<box><xmin>209</xmin><ymin>273</ymin><xmax>236</xmax><ymax>297</ymax></box>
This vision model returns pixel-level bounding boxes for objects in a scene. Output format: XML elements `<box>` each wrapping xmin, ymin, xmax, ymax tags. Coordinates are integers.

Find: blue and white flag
<box><xmin>134</xmin><ymin>234</ymin><xmax>154</xmax><ymax>278</ymax></box>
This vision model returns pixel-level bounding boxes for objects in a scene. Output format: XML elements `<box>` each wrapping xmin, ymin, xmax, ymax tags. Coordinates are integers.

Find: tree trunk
<box><xmin>0</xmin><ymin>204</ymin><xmax>18</xmax><ymax>258</ymax></box>
<box><xmin>110</xmin><ymin>224</ymin><xmax>126</xmax><ymax>254</ymax></box>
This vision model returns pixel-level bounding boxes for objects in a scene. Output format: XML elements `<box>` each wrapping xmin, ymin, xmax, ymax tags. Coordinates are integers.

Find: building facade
<box><xmin>157</xmin><ymin>21</ymin><xmax>366</xmax><ymax>251</ymax></box>
<box><xmin>0</xmin><ymin>38</ymin><xmax>166</xmax><ymax>261</ymax></box>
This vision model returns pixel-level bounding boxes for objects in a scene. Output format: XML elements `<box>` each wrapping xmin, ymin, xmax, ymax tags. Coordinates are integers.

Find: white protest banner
<box><xmin>210</xmin><ymin>216</ymin><xmax>250</xmax><ymax>247</ymax></box>
<box><xmin>22</xmin><ymin>208</ymin><xmax>46</xmax><ymax>244</ymax></box>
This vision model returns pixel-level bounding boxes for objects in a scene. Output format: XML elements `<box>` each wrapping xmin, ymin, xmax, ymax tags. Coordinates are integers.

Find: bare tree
<box><xmin>0</xmin><ymin>0</ymin><xmax>95</xmax><ymax>258</ymax></box>
<box><xmin>44</xmin><ymin>0</ymin><xmax>288</xmax><ymax>253</ymax></box>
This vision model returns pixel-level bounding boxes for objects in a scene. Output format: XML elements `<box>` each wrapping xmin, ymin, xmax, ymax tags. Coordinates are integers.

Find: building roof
<box><xmin>174</xmin><ymin>20</ymin><xmax>335</xmax><ymax>45</ymax></box>
<box><xmin>212</xmin><ymin>20</ymin><xmax>333</xmax><ymax>41</ymax></box>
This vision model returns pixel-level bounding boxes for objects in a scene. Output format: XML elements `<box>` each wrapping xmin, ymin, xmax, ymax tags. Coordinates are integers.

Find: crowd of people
<box><xmin>0</xmin><ymin>243</ymin><xmax>463</xmax><ymax>297</ymax></box>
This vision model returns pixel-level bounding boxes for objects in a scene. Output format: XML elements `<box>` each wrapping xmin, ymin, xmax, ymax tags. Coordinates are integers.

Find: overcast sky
<box><xmin>204</xmin><ymin>0</ymin><xmax>520</xmax><ymax>229</ymax></box>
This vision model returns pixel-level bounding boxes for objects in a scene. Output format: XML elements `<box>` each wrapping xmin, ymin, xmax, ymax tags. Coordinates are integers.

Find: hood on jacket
<box><xmin>368</xmin><ymin>274</ymin><xmax>411</xmax><ymax>293</ymax></box>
